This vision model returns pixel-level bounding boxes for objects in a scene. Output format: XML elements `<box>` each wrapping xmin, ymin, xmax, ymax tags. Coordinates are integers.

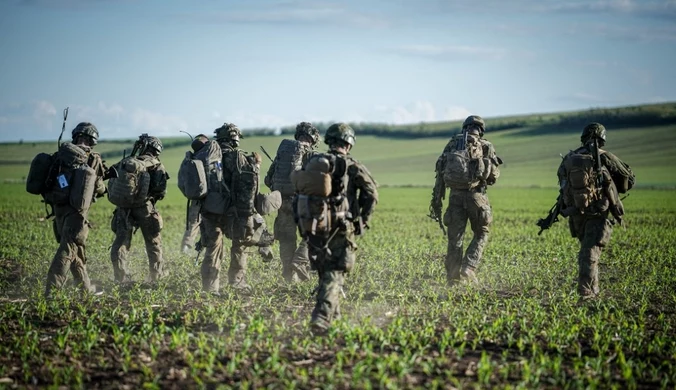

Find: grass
<box><xmin>0</xmin><ymin>116</ymin><xmax>675</xmax><ymax>387</ymax></box>
<box><xmin>0</xmin><ymin>181</ymin><xmax>675</xmax><ymax>388</ymax></box>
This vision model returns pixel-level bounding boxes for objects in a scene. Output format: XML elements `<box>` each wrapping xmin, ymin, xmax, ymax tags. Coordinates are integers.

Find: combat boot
<box><xmin>460</xmin><ymin>266</ymin><xmax>478</xmax><ymax>284</ymax></box>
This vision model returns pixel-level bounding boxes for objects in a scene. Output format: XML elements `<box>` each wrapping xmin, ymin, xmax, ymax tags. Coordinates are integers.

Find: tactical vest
<box><xmin>271</xmin><ymin>139</ymin><xmax>308</xmax><ymax>197</ymax></box>
<box><xmin>292</xmin><ymin>153</ymin><xmax>350</xmax><ymax>237</ymax></box>
<box><xmin>442</xmin><ymin>134</ymin><xmax>485</xmax><ymax>190</ymax></box>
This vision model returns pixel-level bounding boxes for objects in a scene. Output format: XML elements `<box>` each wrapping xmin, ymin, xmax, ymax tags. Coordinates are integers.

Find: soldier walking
<box><xmin>264</xmin><ymin>121</ymin><xmax>320</xmax><ymax>283</ymax></box>
<box><xmin>292</xmin><ymin>123</ymin><xmax>378</xmax><ymax>332</ymax></box>
<box><xmin>109</xmin><ymin>135</ymin><xmax>169</xmax><ymax>284</ymax></box>
<box><xmin>430</xmin><ymin>115</ymin><xmax>502</xmax><ymax>285</ymax></box>
<box><xmin>555</xmin><ymin>123</ymin><xmax>635</xmax><ymax>299</ymax></box>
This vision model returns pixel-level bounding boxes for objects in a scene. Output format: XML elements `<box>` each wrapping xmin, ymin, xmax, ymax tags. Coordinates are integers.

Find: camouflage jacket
<box><xmin>434</xmin><ymin>135</ymin><xmax>502</xmax><ymax>190</ymax></box>
<box><xmin>84</xmin><ymin>149</ymin><xmax>108</xmax><ymax>198</ymax></box>
<box><xmin>557</xmin><ymin>145</ymin><xmax>635</xmax><ymax>196</ymax></box>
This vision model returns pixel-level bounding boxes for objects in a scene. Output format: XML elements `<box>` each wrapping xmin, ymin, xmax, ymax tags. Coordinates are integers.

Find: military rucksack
<box><xmin>562</xmin><ymin>148</ymin><xmax>603</xmax><ymax>211</ymax></box>
<box><xmin>291</xmin><ymin>153</ymin><xmax>350</xmax><ymax>237</ymax></box>
<box><xmin>107</xmin><ymin>155</ymin><xmax>158</xmax><ymax>208</ymax></box>
<box><xmin>271</xmin><ymin>139</ymin><xmax>308</xmax><ymax>197</ymax></box>
<box><xmin>33</xmin><ymin>142</ymin><xmax>97</xmax><ymax>212</ymax></box>
<box><xmin>230</xmin><ymin>151</ymin><xmax>260</xmax><ymax>215</ymax></box>
<box><xmin>442</xmin><ymin>134</ymin><xmax>485</xmax><ymax>190</ymax></box>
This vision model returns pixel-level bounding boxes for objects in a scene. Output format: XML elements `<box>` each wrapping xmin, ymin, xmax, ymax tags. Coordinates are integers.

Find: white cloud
<box><xmin>374</xmin><ymin>101</ymin><xmax>472</xmax><ymax>125</ymax></box>
<box><xmin>130</xmin><ymin>108</ymin><xmax>189</xmax><ymax>136</ymax></box>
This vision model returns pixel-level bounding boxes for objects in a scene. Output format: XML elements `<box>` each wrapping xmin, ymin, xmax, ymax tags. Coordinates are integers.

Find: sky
<box><xmin>0</xmin><ymin>0</ymin><xmax>674</xmax><ymax>142</ymax></box>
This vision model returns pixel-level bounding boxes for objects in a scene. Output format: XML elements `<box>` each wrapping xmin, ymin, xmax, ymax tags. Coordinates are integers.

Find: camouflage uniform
<box><xmin>557</xmin><ymin>123</ymin><xmax>635</xmax><ymax>298</ymax></box>
<box><xmin>110</xmin><ymin>138</ymin><xmax>169</xmax><ymax>283</ymax></box>
<box><xmin>45</xmin><ymin>122</ymin><xmax>108</xmax><ymax>296</ymax></box>
<box><xmin>432</xmin><ymin>115</ymin><xmax>501</xmax><ymax>285</ymax></box>
<box><xmin>201</xmin><ymin>123</ymin><xmax>274</xmax><ymax>294</ymax></box>
<box><xmin>264</xmin><ymin>122</ymin><xmax>320</xmax><ymax>283</ymax></box>
<box><xmin>300</xmin><ymin>123</ymin><xmax>378</xmax><ymax>331</ymax></box>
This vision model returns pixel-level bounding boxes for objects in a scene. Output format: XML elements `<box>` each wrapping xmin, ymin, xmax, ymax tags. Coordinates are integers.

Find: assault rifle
<box><xmin>536</xmin><ymin>195</ymin><xmax>562</xmax><ymax>235</ymax></box>
<box><xmin>428</xmin><ymin>168</ymin><xmax>446</xmax><ymax>235</ymax></box>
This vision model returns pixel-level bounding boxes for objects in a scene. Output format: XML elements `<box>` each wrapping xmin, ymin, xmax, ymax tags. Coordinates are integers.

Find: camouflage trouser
<box><xmin>308</xmin><ymin>225</ymin><xmax>357</xmax><ymax>328</ymax></box>
<box><xmin>569</xmin><ymin>214</ymin><xmax>613</xmax><ymax>297</ymax></box>
<box><xmin>45</xmin><ymin>204</ymin><xmax>92</xmax><ymax>296</ymax></box>
<box><xmin>274</xmin><ymin>198</ymin><xmax>310</xmax><ymax>282</ymax></box>
<box><xmin>200</xmin><ymin>211</ymin><xmax>274</xmax><ymax>293</ymax></box>
<box><xmin>444</xmin><ymin>189</ymin><xmax>492</xmax><ymax>284</ymax></box>
<box><xmin>181</xmin><ymin>200</ymin><xmax>202</xmax><ymax>250</ymax></box>
<box><xmin>110</xmin><ymin>202</ymin><xmax>165</xmax><ymax>283</ymax></box>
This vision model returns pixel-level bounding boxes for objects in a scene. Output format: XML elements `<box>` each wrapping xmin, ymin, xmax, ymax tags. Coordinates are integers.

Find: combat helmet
<box><xmin>581</xmin><ymin>122</ymin><xmax>607</xmax><ymax>146</ymax></box>
<box><xmin>72</xmin><ymin>122</ymin><xmax>99</xmax><ymax>146</ymax></box>
<box><xmin>324</xmin><ymin>122</ymin><xmax>355</xmax><ymax>147</ymax></box>
<box><xmin>214</xmin><ymin>123</ymin><xmax>242</xmax><ymax>146</ymax></box>
<box><xmin>295</xmin><ymin>121</ymin><xmax>320</xmax><ymax>147</ymax></box>
<box><xmin>143</xmin><ymin>135</ymin><xmax>163</xmax><ymax>155</ymax></box>
<box><xmin>462</xmin><ymin>115</ymin><xmax>486</xmax><ymax>136</ymax></box>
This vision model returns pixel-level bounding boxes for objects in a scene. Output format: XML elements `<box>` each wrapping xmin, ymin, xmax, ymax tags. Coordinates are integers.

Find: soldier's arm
<box><xmin>482</xmin><ymin>140</ymin><xmax>501</xmax><ymax>186</ymax></box>
<box><xmin>149</xmin><ymin>161</ymin><xmax>169</xmax><ymax>201</ymax></box>
<box><xmin>264</xmin><ymin>157</ymin><xmax>276</xmax><ymax>189</ymax></box>
<box><xmin>351</xmin><ymin>162</ymin><xmax>379</xmax><ymax>225</ymax></box>
<box><xmin>88</xmin><ymin>152</ymin><xmax>107</xmax><ymax>197</ymax></box>
<box><xmin>601</xmin><ymin>151</ymin><xmax>635</xmax><ymax>191</ymax></box>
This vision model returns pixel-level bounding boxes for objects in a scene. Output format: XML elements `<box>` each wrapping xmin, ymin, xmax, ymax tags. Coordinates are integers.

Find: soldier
<box><xmin>264</xmin><ymin>121</ymin><xmax>320</xmax><ymax>283</ymax></box>
<box><xmin>44</xmin><ymin>122</ymin><xmax>109</xmax><ymax>296</ymax></box>
<box><xmin>430</xmin><ymin>115</ymin><xmax>502</xmax><ymax>286</ymax></box>
<box><xmin>293</xmin><ymin>123</ymin><xmax>378</xmax><ymax>332</ymax></box>
<box><xmin>110</xmin><ymin>135</ymin><xmax>169</xmax><ymax>284</ymax></box>
<box><xmin>200</xmin><ymin>123</ymin><xmax>274</xmax><ymax>295</ymax></box>
<box><xmin>556</xmin><ymin>122</ymin><xmax>635</xmax><ymax>299</ymax></box>
<box><xmin>180</xmin><ymin>134</ymin><xmax>209</xmax><ymax>254</ymax></box>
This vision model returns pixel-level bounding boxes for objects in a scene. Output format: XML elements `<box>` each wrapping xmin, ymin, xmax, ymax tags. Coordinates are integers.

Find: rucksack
<box><xmin>291</xmin><ymin>153</ymin><xmax>350</xmax><ymax>237</ymax></box>
<box><xmin>271</xmin><ymin>139</ymin><xmax>308</xmax><ymax>197</ymax></box>
<box><xmin>199</xmin><ymin>141</ymin><xmax>231</xmax><ymax>215</ymax></box>
<box><xmin>178</xmin><ymin>140</ymin><xmax>224</xmax><ymax>201</ymax></box>
<box><xmin>26</xmin><ymin>152</ymin><xmax>56</xmax><ymax>195</ymax></box>
<box><xmin>442</xmin><ymin>134</ymin><xmax>485</xmax><ymax>190</ymax></box>
<box><xmin>36</xmin><ymin>142</ymin><xmax>97</xmax><ymax>212</ymax></box>
<box><xmin>230</xmin><ymin>151</ymin><xmax>260</xmax><ymax>215</ymax></box>
<box><xmin>562</xmin><ymin>149</ymin><xmax>602</xmax><ymax>211</ymax></box>
<box><xmin>107</xmin><ymin>155</ymin><xmax>157</xmax><ymax>208</ymax></box>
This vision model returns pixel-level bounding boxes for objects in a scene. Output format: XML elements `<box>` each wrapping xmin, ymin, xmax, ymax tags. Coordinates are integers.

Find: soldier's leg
<box><xmin>46</xmin><ymin>208</ymin><xmax>91</xmax><ymax>295</ymax></box>
<box><xmin>578</xmin><ymin>218</ymin><xmax>612</xmax><ymax>298</ymax></box>
<box><xmin>311</xmin><ymin>232</ymin><xmax>354</xmax><ymax>329</ymax></box>
<box><xmin>291</xmin><ymin>238</ymin><xmax>312</xmax><ymax>281</ymax></box>
<box><xmin>463</xmin><ymin>192</ymin><xmax>492</xmax><ymax>280</ymax></box>
<box><xmin>200</xmin><ymin>213</ymin><xmax>224</xmax><ymax>293</ymax></box>
<box><xmin>275</xmin><ymin>203</ymin><xmax>299</xmax><ymax>282</ymax></box>
<box><xmin>228</xmin><ymin>239</ymin><xmax>249</xmax><ymax>290</ymax></box>
<box><xmin>445</xmin><ymin>194</ymin><xmax>468</xmax><ymax>284</ymax></box>
<box><xmin>181</xmin><ymin>201</ymin><xmax>202</xmax><ymax>252</ymax></box>
<box><xmin>135</xmin><ymin>204</ymin><xmax>165</xmax><ymax>282</ymax></box>
<box><xmin>110</xmin><ymin>208</ymin><xmax>133</xmax><ymax>283</ymax></box>
<box><xmin>68</xmin><ymin>212</ymin><xmax>92</xmax><ymax>292</ymax></box>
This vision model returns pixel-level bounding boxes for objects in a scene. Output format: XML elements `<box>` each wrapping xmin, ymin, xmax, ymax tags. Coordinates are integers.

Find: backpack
<box><xmin>107</xmin><ymin>155</ymin><xmax>157</xmax><ymax>208</ymax></box>
<box><xmin>38</xmin><ymin>142</ymin><xmax>97</xmax><ymax>212</ymax></box>
<box><xmin>562</xmin><ymin>149</ymin><xmax>602</xmax><ymax>211</ymax></box>
<box><xmin>26</xmin><ymin>152</ymin><xmax>55</xmax><ymax>195</ymax></box>
<box><xmin>442</xmin><ymin>134</ymin><xmax>485</xmax><ymax>190</ymax></box>
<box><xmin>199</xmin><ymin>141</ymin><xmax>231</xmax><ymax>215</ymax></box>
<box><xmin>271</xmin><ymin>139</ymin><xmax>308</xmax><ymax>197</ymax></box>
<box><xmin>291</xmin><ymin>154</ymin><xmax>350</xmax><ymax>237</ymax></box>
<box><xmin>178</xmin><ymin>140</ymin><xmax>225</xmax><ymax>201</ymax></box>
<box><xmin>230</xmin><ymin>151</ymin><xmax>260</xmax><ymax>215</ymax></box>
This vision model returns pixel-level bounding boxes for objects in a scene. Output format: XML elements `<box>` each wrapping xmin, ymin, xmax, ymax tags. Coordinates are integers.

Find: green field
<box><xmin>1</xmin><ymin>121</ymin><xmax>676</xmax><ymax>388</ymax></box>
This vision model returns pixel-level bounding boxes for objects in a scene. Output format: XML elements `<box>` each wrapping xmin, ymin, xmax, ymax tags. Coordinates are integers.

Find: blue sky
<box><xmin>0</xmin><ymin>0</ymin><xmax>674</xmax><ymax>142</ymax></box>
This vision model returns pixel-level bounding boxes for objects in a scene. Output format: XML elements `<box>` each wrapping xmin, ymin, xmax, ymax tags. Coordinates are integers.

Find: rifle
<box><xmin>259</xmin><ymin>146</ymin><xmax>274</xmax><ymax>163</ymax></box>
<box><xmin>428</xmin><ymin>166</ymin><xmax>446</xmax><ymax>235</ymax></box>
<box><xmin>57</xmin><ymin>107</ymin><xmax>69</xmax><ymax>147</ymax></box>
<box><xmin>536</xmin><ymin>195</ymin><xmax>562</xmax><ymax>235</ymax></box>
